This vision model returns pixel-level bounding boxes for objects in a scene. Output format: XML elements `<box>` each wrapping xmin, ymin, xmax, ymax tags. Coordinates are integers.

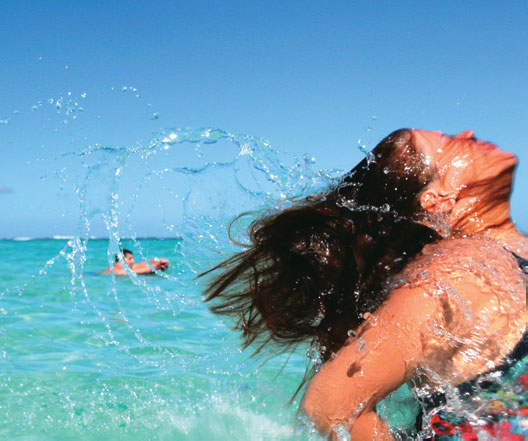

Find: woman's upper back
<box><xmin>303</xmin><ymin>237</ymin><xmax>526</xmax><ymax>433</ymax></box>
<box><xmin>392</xmin><ymin>237</ymin><xmax>527</xmax><ymax>387</ymax></box>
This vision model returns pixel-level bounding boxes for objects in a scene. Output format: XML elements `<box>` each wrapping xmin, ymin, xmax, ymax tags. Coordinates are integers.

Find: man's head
<box><xmin>115</xmin><ymin>249</ymin><xmax>135</xmax><ymax>266</ymax></box>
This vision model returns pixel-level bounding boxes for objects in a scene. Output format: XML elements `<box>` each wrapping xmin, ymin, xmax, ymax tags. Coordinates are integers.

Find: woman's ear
<box><xmin>420</xmin><ymin>188</ymin><xmax>457</xmax><ymax>213</ymax></box>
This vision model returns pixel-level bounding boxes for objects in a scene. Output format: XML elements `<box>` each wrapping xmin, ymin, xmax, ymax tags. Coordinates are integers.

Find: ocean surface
<box><xmin>0</xmin><ymin>238</ymin><xmax>323</xmax><ymax>441</ymax></box>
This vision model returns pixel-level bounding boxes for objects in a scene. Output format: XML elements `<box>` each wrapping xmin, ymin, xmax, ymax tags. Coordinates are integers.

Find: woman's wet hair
<box><xmin>202</xmin><ymin>129</ymin><xmax>441</xmax><ymax>360</ymax></box>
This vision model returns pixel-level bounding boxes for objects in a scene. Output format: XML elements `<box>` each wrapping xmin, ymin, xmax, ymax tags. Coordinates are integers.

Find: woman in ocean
<box><xmin>203</xmin><ymin>128</ymin><xmax>527</xmax><ymax>440</ymax></box>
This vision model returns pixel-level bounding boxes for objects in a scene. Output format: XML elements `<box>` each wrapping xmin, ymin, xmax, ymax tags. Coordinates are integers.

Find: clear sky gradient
<box><xmin>1</xmin><ymin>0</ymin><xmax>527</xmax><ymax>237</ymax></box>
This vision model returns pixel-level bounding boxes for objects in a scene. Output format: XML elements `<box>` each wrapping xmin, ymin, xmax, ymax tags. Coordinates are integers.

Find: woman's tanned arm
<box><xmin>303</xmin><ymin>287</ymin><xmax>442</xmax><ymax>440</ymax></box>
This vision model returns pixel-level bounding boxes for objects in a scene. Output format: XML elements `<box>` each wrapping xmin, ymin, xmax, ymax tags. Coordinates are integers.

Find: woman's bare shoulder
<box><xmin>389</xmin><ymin>237</ymin><xmax>527</xmax><ymax>383</ymax></box>
<box><xmin>390</xmin><ymin>237</ymin><xmax>525</xmax><ymax>345</ymax></box>
<box><xmin>393</xmin><ymin>237</ymin><xmax>521</xmax><ymax>291</ymax></box>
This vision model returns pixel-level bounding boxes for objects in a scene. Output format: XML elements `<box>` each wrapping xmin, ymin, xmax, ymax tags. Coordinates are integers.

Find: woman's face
<box><xmin>411</xmin><ymin>129</ymin><xmax>517</xmax><ymax>195</ymax></box>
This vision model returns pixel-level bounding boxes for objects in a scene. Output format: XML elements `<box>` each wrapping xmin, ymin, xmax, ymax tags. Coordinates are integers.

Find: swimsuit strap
<box><xmin>493</xmin><ymin>249</ymin><xmax>527</xmax><ymax>372</ymax></box>
<box><xmin>509</xmin><ymin>250</ymin><xmax>528</xmax><ymax>275</ymax></box>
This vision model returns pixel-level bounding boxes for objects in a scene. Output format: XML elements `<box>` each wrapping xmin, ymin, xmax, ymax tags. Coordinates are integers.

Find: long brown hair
<box><xmin>202</xmin><ymin>129</ymin><xmax>440</xmax><ymax>360</ymax></box>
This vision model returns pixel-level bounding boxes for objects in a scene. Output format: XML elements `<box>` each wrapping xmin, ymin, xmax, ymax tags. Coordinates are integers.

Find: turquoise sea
<box><xmin>0</xmin><ymin>237</ymin><xmax>322</xmax><ymax>441</ymax></box>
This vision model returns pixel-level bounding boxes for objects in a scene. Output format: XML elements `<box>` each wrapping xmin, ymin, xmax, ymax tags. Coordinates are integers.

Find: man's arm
<box><xmin>149</xmin><ymin>258</ymin><xmax>169</xmax><ymax>270</ymax></box>
<box><xmin>131</xmin><ymin>261</ymin><xmax>155</xmax><ymax>274</ymax></box>
<box><xmin>131</xmin><ymin>258</ymin><xmax>169</xmax><ymax>274</ymax></box>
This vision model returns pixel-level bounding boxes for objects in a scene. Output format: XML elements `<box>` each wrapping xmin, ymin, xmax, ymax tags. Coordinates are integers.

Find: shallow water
<box><xmin>0</xmin><ymin>238</ymin><xmax>323</xmax><ymax>441</ymax></box>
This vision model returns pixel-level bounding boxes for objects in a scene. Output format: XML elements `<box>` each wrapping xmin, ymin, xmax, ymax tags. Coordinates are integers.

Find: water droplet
<box><xmin>356</xmin><ymin>339</ymin><xmax>366</xmax><ymax>353</ymax></box>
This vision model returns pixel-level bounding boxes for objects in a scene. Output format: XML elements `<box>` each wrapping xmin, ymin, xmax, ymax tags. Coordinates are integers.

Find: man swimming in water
<box><xmin>102</xmin><ymin>248</ymin><xmax>169</xmax><ymax>275</ymax></box>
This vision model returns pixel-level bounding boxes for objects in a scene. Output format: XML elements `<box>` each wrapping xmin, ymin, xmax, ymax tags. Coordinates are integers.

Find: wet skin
<box><xmin>413</xmin><ymin>129</ymin><xmax>522</xmax><ymax>244</ymax></box>
<box><xmin>102</xmin><ymin>253</ymin><xmax>169</xmax><ymax>275</ymax></box>
<box><xmin>303</xmin><ymin>129</ymin><xmax>528</xmax><ymax>440</ymax></box>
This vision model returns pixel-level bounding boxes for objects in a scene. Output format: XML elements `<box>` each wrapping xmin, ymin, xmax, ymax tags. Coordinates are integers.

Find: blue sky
<box><xmin>1</xmin><ymin>0</ymin><xmax>527</xmax><ymax>237</ymax></box>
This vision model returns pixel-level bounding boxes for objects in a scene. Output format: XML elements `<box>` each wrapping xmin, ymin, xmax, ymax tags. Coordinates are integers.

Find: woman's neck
<box><xmin>478</xmin><ymin>223</ymin><xmax>528</xmax><ymax>258</ymax></box>
<box><xmin>450</xmin><ymin>199</ymin><xmax>528</xmax><ymax>258</ymax></box>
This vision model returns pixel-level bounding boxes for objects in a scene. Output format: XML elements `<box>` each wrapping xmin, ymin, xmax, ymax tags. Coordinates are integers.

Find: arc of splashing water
<box><xmin>67</xmin><ymin>128</ymin><xmax>315</xmax><ymax>367</ymax></box>
<box><xmin>8</xmin><ymin>128</ymin><xmax>330</xmax><ymax>369</ymax></box>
